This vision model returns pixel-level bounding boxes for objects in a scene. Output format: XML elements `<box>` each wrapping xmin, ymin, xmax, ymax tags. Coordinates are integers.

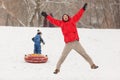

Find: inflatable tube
<box><xmin>24</xmin><ymin>54</ymin><xmax>48</xmax><ymax>63</ymax></box>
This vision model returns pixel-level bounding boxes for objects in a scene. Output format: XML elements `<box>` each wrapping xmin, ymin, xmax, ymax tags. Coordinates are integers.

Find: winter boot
<box><xmin>53</xmin><ymin>69</ymin><xmax>60</xmax><ymax>74</ymax></box>
<box><xmin>45</xmin><ymin>55</ymin><xmax>48</xmax><ymax>57</ymax></box>
<box><xmin>91</xmin><ymin>64</ymin><xmax>98</xmax><ymax>69</ymax></box>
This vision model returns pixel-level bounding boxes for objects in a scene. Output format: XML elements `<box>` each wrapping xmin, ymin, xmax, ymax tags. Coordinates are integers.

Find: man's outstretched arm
<box><xmin>71</xmin><ymin>3</ymin><xmax>88</xmax><ymax>23</ymax></box>
<box><xmin>41</xmin><ymin>12</ymin><xmax>62</xmax><ymax>27</ymax></box>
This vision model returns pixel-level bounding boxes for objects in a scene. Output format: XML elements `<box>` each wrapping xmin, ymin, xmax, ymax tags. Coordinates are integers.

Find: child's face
<box><xmin>63</xmin><ymin>15</ymin><xmax>69</xmax><ymax>21</ymax></box>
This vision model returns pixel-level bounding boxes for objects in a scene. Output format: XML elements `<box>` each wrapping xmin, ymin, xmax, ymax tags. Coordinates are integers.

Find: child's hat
<box><xmin>37</xmin><ymin>29</ymin><xmax>42</xmax><ymax>34</ymax></box>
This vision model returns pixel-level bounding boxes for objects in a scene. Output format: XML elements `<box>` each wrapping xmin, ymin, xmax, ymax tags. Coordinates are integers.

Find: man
<box><xmin>41</xmin><ymin>3</ymin><xmax>98</xmax><ymax>74</ymax></box>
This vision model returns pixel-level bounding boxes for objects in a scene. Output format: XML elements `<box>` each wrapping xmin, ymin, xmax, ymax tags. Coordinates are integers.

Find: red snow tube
<box><xmin>24</xmin><ymin>54</ymin><xmax>48</xmax><ymax>63</ymax></box>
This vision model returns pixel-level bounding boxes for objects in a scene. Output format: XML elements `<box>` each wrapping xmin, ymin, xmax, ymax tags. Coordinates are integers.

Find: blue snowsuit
<box><xmin>32</xmin><ymin>34</ymin><xmax>45</xmax><ymax>54</ymax></box>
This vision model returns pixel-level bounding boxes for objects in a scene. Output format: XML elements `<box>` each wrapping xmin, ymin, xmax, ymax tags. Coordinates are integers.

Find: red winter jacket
<box><xmin>47</xmin><ymin>8</ymin><xmax>85</xmax><ymax>43</ymax></box>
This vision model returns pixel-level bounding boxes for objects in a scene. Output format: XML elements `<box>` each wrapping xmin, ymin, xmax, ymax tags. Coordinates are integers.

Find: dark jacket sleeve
<box><xmin>71</xmin><ymin>8</ymin><xmax>85</xmax><ymax>23</ymax></box>
<box><xmin>40</xmin><ymin>36</ymin><xmax>45</xmax><ymax>44</ymax></box>
<box><xmin>47</xmin><ymin>16</ymin><xmax>62</xmax><ymax>27</ymax></box>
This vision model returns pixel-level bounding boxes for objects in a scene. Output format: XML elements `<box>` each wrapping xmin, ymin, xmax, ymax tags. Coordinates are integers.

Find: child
<box><xmin>41</xmin><ymin>3</ymin><xmax>98</xmax><ymax>74</ymax></box>
<box><xmin>32</xmin><ymin>30</ymin><xmax>45</xmax><ymax>54</ymax></box>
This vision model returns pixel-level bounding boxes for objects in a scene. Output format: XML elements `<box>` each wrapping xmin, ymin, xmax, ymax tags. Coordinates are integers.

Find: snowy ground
<box><xmin>0</xmin><ymin>26</ymin><xmax>120</xmax><ymax>80</ymax></box>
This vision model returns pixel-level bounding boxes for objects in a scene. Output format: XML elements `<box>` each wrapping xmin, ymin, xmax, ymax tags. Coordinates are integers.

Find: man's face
<box><xmin>63</xmin><ymin>15</ymin><xmax>69</xmax><ymax>22</ymax></box>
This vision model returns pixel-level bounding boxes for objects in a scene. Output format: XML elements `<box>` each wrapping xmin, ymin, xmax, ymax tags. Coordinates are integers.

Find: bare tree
<box><xmin>0</xmin><ymin>0</ymin><xmax>25</xmax><ymax>26</ymax></box>
<box><xmin>0</xmin><ymin>0</ymin><xmax>120</xmax><ymax>28</ymax></box>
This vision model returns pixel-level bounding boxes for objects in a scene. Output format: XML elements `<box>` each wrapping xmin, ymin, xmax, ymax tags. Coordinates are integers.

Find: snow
<box><xmin>0</xmin><ymin>26</ymin><xmax>120</xmax><ymax>80</ymax></box>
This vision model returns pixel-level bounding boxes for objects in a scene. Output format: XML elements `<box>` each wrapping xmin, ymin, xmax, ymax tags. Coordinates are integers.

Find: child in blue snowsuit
<box><xmin>32</xmin><ymin>30</ymin><xmax>45</xmax><ymax>54</ymax></box>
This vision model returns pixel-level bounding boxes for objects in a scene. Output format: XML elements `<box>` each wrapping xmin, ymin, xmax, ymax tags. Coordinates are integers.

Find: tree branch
<box><xmin>1</xmin><ymin>1</ymin><xmax>25</xmax><ymax>26</ymax></box>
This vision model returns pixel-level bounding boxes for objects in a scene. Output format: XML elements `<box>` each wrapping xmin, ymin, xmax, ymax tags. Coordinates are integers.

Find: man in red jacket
<box><xmin>41</xmin><ymin>3</ymin><xmax>98</xmax><ymax>74</ymax></box>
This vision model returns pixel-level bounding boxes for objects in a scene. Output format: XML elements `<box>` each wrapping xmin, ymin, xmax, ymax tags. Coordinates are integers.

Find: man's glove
<box><xmin>83</xmin><ymin>3</ymin><xmax>88</xmax><ymax>10</ymax></box>
<box><xmin>41</xmin><ymin>12</ymin><xmax>48</xmax><ymax>17</ymax></box>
